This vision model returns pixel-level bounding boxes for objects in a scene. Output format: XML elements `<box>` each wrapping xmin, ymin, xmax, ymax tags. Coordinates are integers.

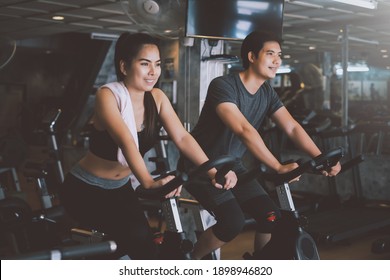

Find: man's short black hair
<box><xmin>241</xmin><ymin>31</ymin><xmax>282</xmax><ymax>69</ymax></box>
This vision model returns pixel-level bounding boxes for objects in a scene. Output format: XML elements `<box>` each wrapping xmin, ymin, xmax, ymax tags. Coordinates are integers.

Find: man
<box><xmin>180</xmin><ymin>31</ymin><xmax>341</xmax><ymax>259</ymax></box>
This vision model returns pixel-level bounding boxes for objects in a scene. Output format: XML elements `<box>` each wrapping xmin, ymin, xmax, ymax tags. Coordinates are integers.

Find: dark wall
<box><xmin>0</xmin><ymin>33</ymin><xmax>111</xmax><ymax>145</ymax></box>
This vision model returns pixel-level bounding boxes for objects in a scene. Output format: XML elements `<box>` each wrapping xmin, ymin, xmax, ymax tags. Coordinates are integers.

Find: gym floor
<box><xmin>221</xmin><ymin>227</ymin><xmax>390</xmax><ymax>260</ymax></box>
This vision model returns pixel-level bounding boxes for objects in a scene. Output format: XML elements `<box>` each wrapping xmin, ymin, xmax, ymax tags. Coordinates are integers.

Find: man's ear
<box><xmin>248</xmin><ymin>51</ymin><xmax>255</xmax><ymax>63</ymax></box>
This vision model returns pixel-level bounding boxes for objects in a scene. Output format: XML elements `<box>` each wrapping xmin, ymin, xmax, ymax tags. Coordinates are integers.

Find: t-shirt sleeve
<box><xmin>266</xmin><ymin>81</ymin><xmax>284</xmax><ymax>116</ymax></box>
<box><xmin>207</xmin><ymin>76</ymin><xmax>237</xmax><ymax>109</ymax></box>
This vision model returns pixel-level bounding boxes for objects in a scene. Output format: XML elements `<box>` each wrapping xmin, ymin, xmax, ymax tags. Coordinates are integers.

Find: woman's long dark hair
<box><xmin>143</xmin><ymin>91</ymin><xmax>160</xmax><ymax>142</ymax></box>
<box><xmin>115</xmin><ymin>32</ymin><xmax>161</xmax><ymax>141</ymax></box>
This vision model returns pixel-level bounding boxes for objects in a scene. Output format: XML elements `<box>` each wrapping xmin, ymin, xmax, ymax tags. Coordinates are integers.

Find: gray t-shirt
<box><xmin>190</xmin><ymin>72</ymin><xmax>283</xmax><ymax>167</ymax></box>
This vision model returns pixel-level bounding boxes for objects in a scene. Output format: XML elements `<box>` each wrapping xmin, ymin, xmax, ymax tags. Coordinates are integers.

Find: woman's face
<box><xmin>124</xmin><ymin>44</ymin><xmax>161</xmax><ymax>92</ymax></box>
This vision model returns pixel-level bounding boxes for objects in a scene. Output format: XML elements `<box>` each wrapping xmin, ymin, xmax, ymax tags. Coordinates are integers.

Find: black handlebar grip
<box><xmin>312</xmin><ymin>147</ymin><xmax>344</xmax><ymax>173</ymax></box>
<box><xmin>238</xmin><ymin>147</ymin><xmax>345</xmax><ymax>186</ymax></box>
<box><xmin>340</xmin><ymin>154</ymin><xmax>365</xmax><ymax>174</ymax></box>
<box><xmin>135</xmin><ymin>172</ymin><xmax>188</xmax><ymax>200</ymax></box>
<box><xmin>214</xmin><ymin>162</ymin><xmax>236</xmax><ymax>185</ymax></box>
<box><xmin>261</xmin><ymin>159</ymin><xmax>316</xmax><ymax>186</ymax></box>
<box><xmin>189</xmin><ymin>155</ymin><xmax>237</xmax><ymax>179</ymax></box>
<box><xmin>135</xmin><ymin>156</ymin><xmax>236</xmax><ymax>200</ymax></box>
<box><xmin>4</xmin><ymin>240</ymin><xmax>117</xmax><ymax>260</ymax></box>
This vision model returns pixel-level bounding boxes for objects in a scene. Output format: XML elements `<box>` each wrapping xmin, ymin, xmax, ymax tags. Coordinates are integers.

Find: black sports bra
<box><xmin>89</xmin><ymin>92</ymin><xmax>161</xmax><ymax>160</ymax></box>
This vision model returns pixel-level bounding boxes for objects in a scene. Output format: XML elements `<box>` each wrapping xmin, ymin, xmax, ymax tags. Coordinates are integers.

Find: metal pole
<box><xmin>341</xmin><ymin>25</ymin><xmax>349</xmax><ymax>128</ymax></box>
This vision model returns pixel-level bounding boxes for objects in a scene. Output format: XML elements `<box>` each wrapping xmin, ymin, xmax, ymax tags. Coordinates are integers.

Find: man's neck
<box><xmin>239</xmin><ymin>70</ymin><xmax>265</xmax><ymax>95</ymax></box>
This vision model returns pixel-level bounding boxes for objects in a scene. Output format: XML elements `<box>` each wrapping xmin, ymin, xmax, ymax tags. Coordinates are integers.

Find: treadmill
<box><xmin>305</xmin><ymin>204</ymin><xmax>390</xmax><ymax>243</ymax></box>
<box><xmin>304</xmin><ymin>122</ymin><xmax>390</xmax><ymax>244</ymax></box>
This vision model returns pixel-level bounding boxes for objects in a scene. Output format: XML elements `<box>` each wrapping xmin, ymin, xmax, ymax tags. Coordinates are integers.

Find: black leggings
<box><xmin>58</xmin><ymin>174</ymin><xmax>157</xmax><ymax>259</ymax></box>
<box><xmin>185</xmin><ymin>175</ymin><xmax>281</xmax><ymax>242</ymax></box>
<box><xmin>210</xmin><ymin>195</ymin><xmax>281</xmax><ymax>243</ymax></box>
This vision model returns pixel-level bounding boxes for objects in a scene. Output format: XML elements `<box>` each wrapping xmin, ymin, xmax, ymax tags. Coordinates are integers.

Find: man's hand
<box><xmin>277</xmin><ymin>162</ymin><xmax>301</xmax><ymax>183</ymax></box>
<box><xmin>321</xmin><ymin>161</ymin><xmax>341</xmax><ymax>177</ymax></box>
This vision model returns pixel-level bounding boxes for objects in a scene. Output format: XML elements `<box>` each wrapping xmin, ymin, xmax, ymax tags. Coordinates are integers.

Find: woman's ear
<box><xmin>119</xmin><ymin>60</ymin><xmax>127</xmax><ymax>76</ymax></box>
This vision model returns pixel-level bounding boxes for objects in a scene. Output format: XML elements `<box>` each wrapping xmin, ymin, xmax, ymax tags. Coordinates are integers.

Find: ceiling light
<box><xmin>283</xmin><ymin>34</ymin><xmax>305</xmax><ymax>39</ymax></box>
<box><xmin>288</xmin><ymin>1</ymin><xmax>323</xmax><ymax>9</ymax></box>
<box><xmin>335</xmin><ymin>63</ymin><xmax>370</xmax><ymax>75</ymax></box>
<box><xmin>277</xmin><ymin>65</ymin><xmax>292</xmax><ymax>74</ymax></box>
<box><xmin>91</xmin><ymin>32</ymin><xmax>119</xmax><ymax>41</ymax></box>
<box><xmin>332</xmin><ymin>0</ymin><xmax>378</xmax><ymax>10</ymax></box>
<box><xmin>348</xmin><ymin>65</ymin><xmax>370</xmax><ymax>72</ymax></box>
<box><xmin>348</xmin><ymin>36</ymin><xmax>379</xmax><ymax>45</ymax></box>
<box><xmin>52</xmin><ymin>15</ymin><xmax>64</xmax><ymax>21</ymax></box>
<box><xmin>283</xmin><ymin>13</ymin><xmax>309</xmax><ymax>19</ymax></box>
<box><xmin>327</xmin><ymin>7</ymin><xmax>354</xmax><ymax>13</ymax></box>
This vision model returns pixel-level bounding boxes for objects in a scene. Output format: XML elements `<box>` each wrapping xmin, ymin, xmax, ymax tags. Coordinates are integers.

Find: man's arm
<box><xmin>216</xmin><ymin>102</ymin><xmax>294</xmax><ymax>173</ymax></box>
<box><xmin>270</xmin><ymin>106</ymin><xmax>322</xmax><ymax>157</ymax></box>
<box><xmin>271</xmin><ymin>106</ymin><xmax>341</xmax><ymax>176</ymax></box>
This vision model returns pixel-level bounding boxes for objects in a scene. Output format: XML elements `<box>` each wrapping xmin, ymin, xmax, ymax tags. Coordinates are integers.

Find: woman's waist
<box><xmin>78</xmin><ymin>151</ymin><xmax>132</xmax><ymax>180</ymax></box>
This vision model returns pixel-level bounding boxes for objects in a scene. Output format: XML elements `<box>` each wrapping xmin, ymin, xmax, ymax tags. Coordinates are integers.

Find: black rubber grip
<box><xmin>135</xmin><ymin>172</ymin><xmax>188</xmax><ymax>200</ymax></box>
<box><xmin>4</xmin><ymin>241</ymin><xmax>117</xmax><ymax>260</ymax></box>
<box><xmin>238</xmin><ymin>147</ymin><xmax>345</xmax><ymax>186</ymax></box>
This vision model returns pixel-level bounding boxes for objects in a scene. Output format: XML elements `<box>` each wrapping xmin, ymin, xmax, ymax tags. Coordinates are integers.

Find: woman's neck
<box><xmin>122</xmin><ymin>81</ymin><xmax>145</xmax><ymax>104</ymax></box>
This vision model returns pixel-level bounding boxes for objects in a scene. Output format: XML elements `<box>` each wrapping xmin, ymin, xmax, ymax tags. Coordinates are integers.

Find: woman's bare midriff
<box><xmin>78</xmin><ymin>151</ymin><xmax>132</xmax><ymax>180</ymax></box>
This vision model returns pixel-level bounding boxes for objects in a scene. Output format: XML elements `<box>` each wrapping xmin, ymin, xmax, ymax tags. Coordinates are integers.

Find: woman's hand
<box><xmin>165</xmin><ymin>185</ymin><xmax>182</xmax><ymax>198</ymax></box>
<box><xmin>151</xmin><ymin>175</ymin><xmax>182</xmax><ymax>198</ymax></box>
<box><xmin>212</xmin><ymin>170</ymin><xmax>238</xmax><ymax>190</ymax></box>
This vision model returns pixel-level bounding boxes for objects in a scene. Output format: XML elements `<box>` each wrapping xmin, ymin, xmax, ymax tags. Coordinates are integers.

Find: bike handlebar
<box><xmin>135</xmin><ymin>171</ymin><xmax>189</xmax><ymax>199</ymax></box>
<box><xmin>238</xmin><ymin>147</ymin><xmax>345</xmax><ymax>186</ymax></box>
<box><xmin>187</xmin><ymin>155</ymin><xmax>237</xmax><ymax>180</ymax></box>
<box><xmin>135</xmin><ymin>147</ymin><xmax>357</xmax><ymax>200</ymax></box>
<box><xmin>135</xmin><ymin>155</ymin><xmax>237</xmax><ymax>200</ymax></box>
<box><xmin>4</xmin><ymin>240</ymin><xmax>117</xmax><ymax>260</ymax></box>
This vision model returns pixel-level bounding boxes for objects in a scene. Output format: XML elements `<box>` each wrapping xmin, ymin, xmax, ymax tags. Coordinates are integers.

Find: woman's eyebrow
<box><xmin>137</xmin><ymin>58</ymin><xmax>161</xmax><ymax>63</ymax></box>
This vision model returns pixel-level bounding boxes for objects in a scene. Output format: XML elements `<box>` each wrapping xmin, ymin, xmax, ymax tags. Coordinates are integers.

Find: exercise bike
<box><xmin>0</xmin><ymin>160</ymin><xmax>80</xmax><ymax>259</ymax></box>
<box><xmin>67</xmin><ymin>155</ymin><xmax>236</xmax><ymax>260</ymax></box>
<box><xmin>0</xmin><ymin>109</ymin><xmax>73</xmax><ymax>258</ymax></box>
<box><xmin>241</xmin><ymin>147</ymin><xmax>345</xmax><ymax>260</ymax></box>
<box><xmin>135</xmin><ymin>155</ymin><xmax>236</xmax><ymax>260</ymax></box>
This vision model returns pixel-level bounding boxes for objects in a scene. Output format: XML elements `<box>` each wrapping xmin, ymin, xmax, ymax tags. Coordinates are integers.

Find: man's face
<box><xmin>250</xmin><ymin>41</ymin><xmax>282</xmax><ymax>81</ymax></box>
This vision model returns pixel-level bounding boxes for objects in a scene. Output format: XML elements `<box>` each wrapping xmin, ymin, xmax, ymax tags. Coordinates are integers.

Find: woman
<box><xmin>59</xmin><ymin>32</ymin><xmax>237</xmax><ymax>260</ymax></box>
